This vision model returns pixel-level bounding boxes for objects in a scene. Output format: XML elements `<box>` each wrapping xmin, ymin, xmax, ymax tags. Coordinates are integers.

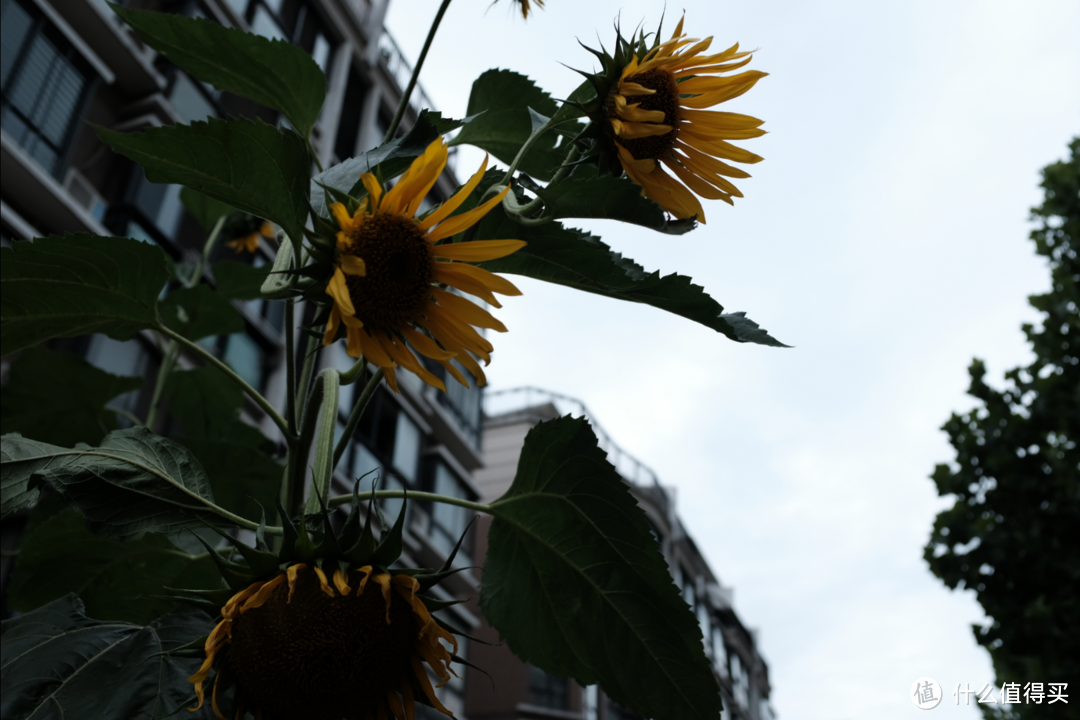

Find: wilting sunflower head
<box><xmin>321</xmin><ymin>137</ymin><xmax>525</xmax><ymax>394</ymax></box>
<box><xmin>227</xmin><ymin>219</ymin><xmax>275</xmax><ymax>253</ymax></box>
<box><xmin>183</xmin><ymin>489</ymin><xmax>468</xmax><ymax>720</ymax></box>
<box><xmin>575</xmin><ymin>15</ymin><xmax>767</xmax><ymax>223</ymax></box>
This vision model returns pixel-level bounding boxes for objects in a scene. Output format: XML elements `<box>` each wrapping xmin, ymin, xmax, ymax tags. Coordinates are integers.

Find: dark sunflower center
<box><xmin>614</xmin><ymin>68</ymin><xmax>680</xmax><ymax>161</ymax></box>
<box><xmin>225</xmin><ymin>569</ymin><xmax>417</xmax><ymax>720</ymax></box>
<box><xmin>341</xmin><ymin>212</ymin><xmax>433</xmax><ymax>332</ymax></box>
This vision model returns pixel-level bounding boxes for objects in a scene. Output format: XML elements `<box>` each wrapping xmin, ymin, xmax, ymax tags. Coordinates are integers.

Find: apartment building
<box><xmin>468</xmin><ymin>388</ymin><xmax>777</xmax><ymax>720</ymax></box>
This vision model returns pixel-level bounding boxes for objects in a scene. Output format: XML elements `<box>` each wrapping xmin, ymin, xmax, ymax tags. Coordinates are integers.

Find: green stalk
<box><xmin>157</xmin><ymin>324</ymin><xmax>294</xmax><ymax>440</ymax></box>
<box><xmin>304</xmin><ymin>368</ymin><xmax>340</xmax><ymax>515</ymax></box>
<box><xmin>331</xmin><ymin>367</ymin><xmax>384</xmax><ymax>473</ymax></box>
<box><xmin>500</xmin><ymin>115</ymin><xmax>558</xmax><ymax>184</ymax></box>
<box><xmin>383</xmin><ymin>0</ymin><xmax>454</xmax><ymax>143</ymax></box>
<box><xmin>145</xmin><ymin>216</ymin><xmax>227</xmax><ymax>429</ymax></box>
<box><xmin>288</xmin><ymin>370</ymin><xmax>326</xmax><ymax>517</ymax></box>
<box><xmin>328</xmin><ymin>489</ymin><xmax>491</xmax><ymax>515</ymax></box>
<box><xmin>284</xmin><ymin>299</ymin><xmax>298</xmax><ymax>434</ymax></box>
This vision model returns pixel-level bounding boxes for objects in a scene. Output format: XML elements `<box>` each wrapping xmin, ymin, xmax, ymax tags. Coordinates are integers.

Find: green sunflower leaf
<box><xmin>0</xmin><ymin>348</ymin><xmax>142</xmax><ymax>448</ymax></box>
<box><xmin>1</xmin><ymin>427</ymin><xmax>223</xmax><ymax>540</ymax></box>
<box><xmin>518</xmin><ymin>167</ymin><xmax>697</xmax><ymax>234</ymax></box>
<box><xmin>0</xmin><ymin>234</ymin><xmax>171</xmax><ymax>357</ymax></box>
<box><xmin>475</xmin><ymin>213</ymin><xmax>788</xmax><ymax>346</ymax></box>
<box><xmin>309</xmin><ymin>110</ymin><xmax>466</xmax><ymax>218</ymax></box>
<box><xmin>482</xmin><ymin>416</ymin><xmax>722</xmax><ymax>720</ymax></box>
<box><xmin>111</xmin><ymin>4</ymin><xmax>326</xmax><ymax>138</ymax></box>
<box><xmin>0</xmin><ymin>595</ymin><xmax>217</xmax><ymax>720</ymax></box>
<box><xmin>96</xmin><ymin>117</ymin><xmax>310</xmax><ymax>245</ymax></box>
<box><xmin>450</xmin><ymin>69</ymin><xmax>584</xmax><ymax>182</ymax></box>
<box><xmin>159</xmin><ymin>285</ymin><xmax>245</xmax><ymax>342</ymax></box>
<box><xmin>7</xmin><ymin>507</ymin><xmax>218</xmax><ymax>625</ymax></box>
<box><xmin>214</xmin><ymin>260</ymin><xmax>273</xmax><ymax>300</ymax></box>
<box><xmin>180</xmin><ymin>186</ymin><xmax>237</xmax><ymax>234</ymax></box>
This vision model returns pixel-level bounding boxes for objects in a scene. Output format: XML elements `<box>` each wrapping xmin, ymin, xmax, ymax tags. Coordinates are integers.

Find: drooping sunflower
<box><xmin>227</xmin><ymin>220</ymin><xmax>275</xmax><ymax>253</ymax></box>
<box><xmin>590</xmin><ymin>16</ymin><xmax>767</xmax><ymax>223</ymax></box>
<box><xmin>323</xmin><ymin>138</ymin><xmax>525</xmax><ymax>393</ymax></box>
<box><xmin>189</xmin><ymin>564</ymin><xmax>458</xmax><ymax>720</ymax></box>
<box><xmin>182</xmin><ymin>491</ymin><xmax>467</xmax><ymax>720</ymax></box>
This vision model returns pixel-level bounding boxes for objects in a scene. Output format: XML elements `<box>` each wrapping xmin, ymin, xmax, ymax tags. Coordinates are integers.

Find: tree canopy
<box><xmin>926</xmin><ymin>138</ymin><xmax>1079</xmax><ymax>719</ymax></box>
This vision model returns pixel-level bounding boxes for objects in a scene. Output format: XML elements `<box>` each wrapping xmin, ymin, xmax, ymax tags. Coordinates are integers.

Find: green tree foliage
<box><xmin>926</xmin><ymin>138</ymin><xmax>1079</xmax><ymax>719</ymax></box>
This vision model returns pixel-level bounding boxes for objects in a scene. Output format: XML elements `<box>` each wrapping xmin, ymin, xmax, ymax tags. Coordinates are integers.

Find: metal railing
<box><xmin>483</xmin><ymin>386</ymin><xmax>665</xmax><ymax>492</ymax></box>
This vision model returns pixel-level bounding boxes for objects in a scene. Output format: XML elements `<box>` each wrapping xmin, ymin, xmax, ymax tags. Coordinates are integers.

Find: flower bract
<box><xmin>323</xmin><ymin>138</ymin><xmax>525</xmax><ymax>393</ymax></box>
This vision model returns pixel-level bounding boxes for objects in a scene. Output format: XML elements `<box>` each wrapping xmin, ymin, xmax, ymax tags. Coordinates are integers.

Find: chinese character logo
<box><xmin>912</xmin><ymin>678</ymin><xmax>944</xmax><ymax>710</ymax></box>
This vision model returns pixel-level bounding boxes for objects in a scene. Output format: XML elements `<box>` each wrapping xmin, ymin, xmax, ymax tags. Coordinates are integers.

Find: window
<box><xmin>421</xmin><ymin>357</ymin><xmax>483</xmax><ymax>447</ymax></box>
<box><xmin>528</xmin><ymin>666</ymin><xmax>568</xmax><ymax>710</ymax></box>
<box><xmin>712</xmin><ymin>625</ymin><xmax>728</xmax><ymax>676</ymax></box>
<box><xmin>334</xmin><ymin>64</ymin><xmax>367</xmax><ymax>161</ymax></box>
<box><xmin>83</xmin><ymin>334</ymin><xmax>150</xmax><ymax>420</ymax></box>
<box><xmin>425</xmin><ymin>459</ymin><xmax>472</xmax><ymax>562</ymax></box>
<box><xmin>606</xmin><ymin>698</ymin><xmax>645</xmax><ymax>720</ymax></box>
<box><xmin>1</xmin><ymin>0</ymin><xmax>94</xmax><ymax>178</ymax></box>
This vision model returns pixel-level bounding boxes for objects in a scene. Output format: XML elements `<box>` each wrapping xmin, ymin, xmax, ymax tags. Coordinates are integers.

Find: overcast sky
<box><xmin>385</xmin><ymin>1</ymin><xmax>1080</xmax><ymax>718</ymax></box>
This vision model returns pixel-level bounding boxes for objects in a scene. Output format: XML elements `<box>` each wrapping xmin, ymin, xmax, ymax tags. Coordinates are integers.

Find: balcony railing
<box><xmin>484</xmin><ymin>386</ymin><xmax>665</xmax><ymax>492</ymax></box>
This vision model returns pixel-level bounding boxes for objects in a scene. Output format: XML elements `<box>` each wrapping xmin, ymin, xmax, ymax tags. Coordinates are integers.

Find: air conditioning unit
<box><xmin>63</xmin><ymin>168</ymin><xmax>107</xmax><ymax>222</ymax></box>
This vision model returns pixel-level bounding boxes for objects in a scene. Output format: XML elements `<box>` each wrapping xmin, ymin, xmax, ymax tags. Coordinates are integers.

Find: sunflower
<box><xmin>227</xmin><ymin>220</ymin><xmax>275</xmax><ymax>253</ymax></box>
<box><xmin>188</xmin><ymin>563</ymin><xmax>459</xmax><ymax>720</ymax></box>
<box><xmin>323</xmin><ymin>137</ymin><xmax>525</xmax><ymax>393</ymax></box>
<box><xmin>606</xmin><ymin>16</ymin><xmax>767</xmax><ymax>223</ymax></box>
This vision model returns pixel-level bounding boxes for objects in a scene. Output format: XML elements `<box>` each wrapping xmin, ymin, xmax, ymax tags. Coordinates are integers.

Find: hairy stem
<box><xmin>328</xmin><ymin>489</ymin><xmax>491</xmax><ymax>515</ymax></box>
<box><xmin>332</xmin><ymin>366</ymin><xmax>384</xmax><ymax>473</ymax></box>
<box><xmin>157</xmin><ymin>324</ymin><xmax>293</xmax><ymax>440</ymax></box>
<box><xmin>383</xmin><ymin>0</ymin><xmax>453</xmax><ymax>143</ymax></box>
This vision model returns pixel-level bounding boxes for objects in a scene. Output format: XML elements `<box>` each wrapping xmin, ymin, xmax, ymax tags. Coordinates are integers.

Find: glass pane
<box><xmin>223</xmin><ymin>332</ymin><xmax>264</xmax><ymax>390</ymax></box>
<box><xmin>251</xmin><ymin>6</ymin><xmax>286</xmax><ymax>41</ymax></box>
<box><xmin>391</xmin><ymin>412</ymin><xmax>420</xmax><ymax>482</ymax></box>
<box><xmin>431</xmin><ymin>463</ymin><xmax>466</xmax><ymax>543</ymax></box>
<box><xmin>169</xmin><ymin>73</ymin><xmax>216</xmax><ymax>124</ymax></box>
<box><xmin>1</xmin><ymin>0</ymin><xmax>33</xmax><ymax>89</ymax></box>
<box><xmin>351</xmin><ymin>442</ymin><xmax>380</xmax><ymax>492</ymax></box>
<box><xmin>85</xmin><ymin>335</ymin><xmax>147</xmax><ymax>414</ymax></box>
<box><xmin>312</xmin><ymin>33</ymin><xmax>330</xmax><ymax>71</ymax></box>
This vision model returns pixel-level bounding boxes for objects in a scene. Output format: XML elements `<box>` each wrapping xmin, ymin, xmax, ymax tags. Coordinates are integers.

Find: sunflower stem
<box><xmin>383</xmin><ymin>0</ymin><xmax>454</xmax><ymax>143</ymax></box>
<box><xmin>501</xmin><ymin>115</ymin><xmax>559</xmax><ymax>184</ymax></box>
<box><xmin>307</xmin><ymin>137</ymin><xmax>325</xmax><ymax>173</ymax></box>
<box><xmin>146</xmin><ymin>216</ymin><xmax>228</xmax><ymax>429</ymax></box>
<box><xmin>289</xmin><ymin>368</ymin><xmax>326</xmax><ymax>516</ymax></box>
<box><xmin>332</xmin><ymin>366</ymin><xmax>384</xmax><ymax>473</ymax></box>
<box><xmin>284</xmin><ymin>299</ymin><xmax>298</xmax><ymax>434</ymax></box>
<box><xmin>303</xmin><ymin>368</ymin><xmax>340</xmax><ymax>516</ymax></box>
<box><xmin>157</xmin><ymin>324</ymin><xmax>294</xmax><ymax>440</ymax></box>
<box><xmin>337</xmin><ymin>355</ymin><xmax>369</xmax><ymax>386</ymax></box>
<box><xmin>328</xmin><ymin>489</ymin><xmax>490</xmax><ymax>515</ymax></box>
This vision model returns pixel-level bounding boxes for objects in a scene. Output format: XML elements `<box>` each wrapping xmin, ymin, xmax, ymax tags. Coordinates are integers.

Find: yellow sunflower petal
<box><xmin>326</xmin><ymin>267</ymin><xmax>356</xmax><ymax>316</ymax></box>
<box><xmin>382</xmin><ymin>332</ymin><xmax>446</xmax><ymax>392</ymax></box>
<box><xmin>287</xmin><ymin>563</ymin><xmax>308</xmax><ymax>603</ymax></box>
<box><xmin>384</xmin><ymin>138</ymin><xmax>447</xmax><ymax>217</ymax></box>
<box><xmin>341</xmin><ymin>255</ymin><xmax>367</xmax><ymax>276</ymax></box>
<box><xmin>323</xmin><ymin>305</ymin><xmax>341</xmax><ymax>346</ymax></box>
<box><xmin>373</xmin><ymin>573</ymin><xmax>393</xmax><ymax>623</ymax></box>
<box><xmin>432</xmin><ymin>288</ymin><xmax>507</xmax><ymax>331</ymax></box>
<box><xmin>401</xmin><ymin>326</ymin><xmax>456</xmax><ymax>361</ymax></box>
<box><xmin>430</xmin><ymin>239</ymin><xmax>526</xmax><ymax>262</ymax></box>
<box><xmin>346</xmin><ymin>324</ymin><xmax>365</xmax><ymax>357</ymax></box>
<box><xmin>355</xmin><ymin>565</ymin><xmax>374</xmax><ymax>595</ymax></box>
<box><xmin>425</xmin><ymin>184</ymin><xmax>512</xmax><ymax>242</ymax></box>
<box><xmin>419</xmin><ymin>155</ymin><xmax>491</xmax><ymax>231</ymax></box>
<box><xmin>331</xmin><ymin>202</ymin><xmax>355</xmax><ymax>232</ymax></box>
<box><xmin>241</xmin><ymin>574</ymin><xmax>286</xmax><ymax>612</ymax></box>
<box><xmin>333</xmin><ymin>568</ymin><xmax>352</xmax><ymax>595</ymax></box>
<box><xmin>615</xmin><ymin>121</ymin><xmax>673</xmax><ymax>140</ymax></box>
<box><xmin>411</xmin><ymin>655</ymin><xmax>452</xmax><ymax>714</ymax></box>
<box><xmin>618</xmin><ymin>82</ymin><xmax>656</xmax><ymax>96</ymax></box>
<box><xmin>313</xmin><ymin>565</ymin><xmax>335</xmax><ymax>597</ymax></box>
<box><xmin>360</xmin><ymin>172</ymin><xmax>383</xmax><ymax>210</ymax></box>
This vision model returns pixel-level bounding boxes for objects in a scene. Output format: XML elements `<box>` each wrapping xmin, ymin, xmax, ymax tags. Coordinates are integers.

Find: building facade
<box><xmin>468</xmin><ymin>388</ymin><xmax>777</xmax><ymax>720</ymax></box>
